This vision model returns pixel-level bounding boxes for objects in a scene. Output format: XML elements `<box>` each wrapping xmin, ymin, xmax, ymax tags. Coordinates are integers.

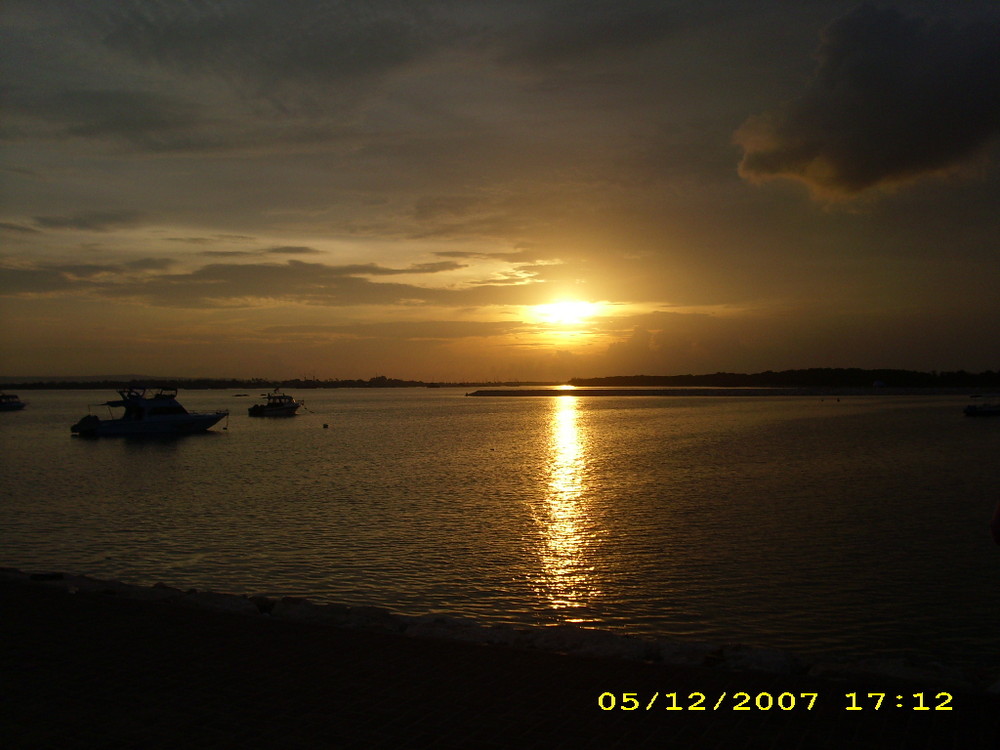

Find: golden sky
<box><xmin>1</xmin><ymin>1</ymin><xmax>998</xmax><ymax>380</ymax></box>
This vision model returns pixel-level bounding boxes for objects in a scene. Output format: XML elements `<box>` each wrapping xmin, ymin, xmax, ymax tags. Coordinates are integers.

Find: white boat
<box><xmin>964</xmin><ymin>396</ymin><xmax>1000</xmax><ymax>417</ymax></box>
<box><xmin>71</xmin><ymin>387</ymin><xmax>228</xmax><ymax>436</ymax></box>
<box><xmin>248</xmin><ymin>388</ymin><xmax>302</xmax><ymax>417</ymax></box>
<box><xmin>0</xmin><ymin>392</ymin><xmax>26</xmax><ymax>411</ymax></box>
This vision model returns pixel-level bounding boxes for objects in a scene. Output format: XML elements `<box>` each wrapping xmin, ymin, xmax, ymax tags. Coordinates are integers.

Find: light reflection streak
<box><xmin>534</xmin><ymin>395</ymin><xmax>600</xmax><ymax>615</ymax></box>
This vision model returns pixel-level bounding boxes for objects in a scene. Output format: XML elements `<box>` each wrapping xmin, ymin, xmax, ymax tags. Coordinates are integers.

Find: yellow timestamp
<box><xmin>597</xmin><ymin>691</ymin><xmax>955</xmax><ymax>711</ymax></box>
<box><xmin>598</xmin><ymin>691</ymin><xmax>819</xmax><ymax>711</ymax></box>
<box><xmin>844</xmin><ymin>692</ymin><xmax>953</xmax><ymax>711</ymax></box>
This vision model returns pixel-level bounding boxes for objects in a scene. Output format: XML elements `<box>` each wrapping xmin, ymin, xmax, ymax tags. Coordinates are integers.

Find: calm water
<box><xmin>2</xmin><ymin>388</ymin><xmax>999</xmax><ymax>671</ymax></box>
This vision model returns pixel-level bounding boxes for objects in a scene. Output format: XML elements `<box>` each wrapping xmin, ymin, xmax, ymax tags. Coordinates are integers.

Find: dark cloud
<box><xmin>49</xmin><ymin>89</ymin><xmax>202</xmax><ymax>145</ymax></box>
<box><xmin>75</xmin><ymin>259</ymin><xmax>478</xmax><ymax>308</ymax></box>
<box><xmin>736</xmin><ymin>4</ymin><xmax>1000</xmax><ymax>198</ymax></box>
<box><xmin>263</xmin><ymin>320</ymin><xmax>522</xmax><ymax>340</ymax></box>
<box><xmin>32</xmin><ymin>210</ymin><xmax>146</xmax><ymax>232</ymax></box>
<box><xmin>0</xmin><ymin>266</ymin><xmax>77</xmax><ymax>294</ymax></box>
<box><xmin>124</xmin><ymin>257</ymin><xmax>175</xmax><ymax>271</ymax></box>
<box><xmin>196</xmin><ymin>246</ymin><xmax>320</xmax><ymax>258</ymax></box>
<box><xmin>0</xmin><ymin>222</ymin><xmax>41</xmax><ymax>234</ymax></box>
<box><xmin>98</xmin><ymin>0</ymin><xmax>438</xmax><ymax>98</ymax></box>
<box><xmin>0</xmin><ymin>1</ymin><xmax>449</xmax><ymax>154</ymax></box>
<box><xmin>497</xmin><ymin>1</ymin><xmax>678</xmax><ymax>69</ymax></box>
<box><xmin>405</xmin><ymin>261</ymin><xmax>466</xmax><ymax>274</ymax></box>
<box><xmin>0</xmin><ymin>258</ymin><xmax>176</xmax><ymax>293</ymax></box>
<box><xmin>41</xmin><ymin>263</ymin><xmax>119</xmax><ymax>279</ymax></box>
<box><xmin>263</xmin><ymin>245</ymin><xmax>322</xmax><ymax>255</ymax></box>
<box><xmin>169</xmin><ymin>235</ymin><xmax>256</xmax><ymax>245</ymax></box>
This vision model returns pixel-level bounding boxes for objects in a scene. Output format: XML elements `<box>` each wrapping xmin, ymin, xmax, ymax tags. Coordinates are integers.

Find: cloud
<box><xmin>124</xmin><ymin>258</ymin><xmax>175</xmax><ymax>271</ymax></box>
<box><xmin>497</xmin><ymin>1</ymin><xmax>678</xmax><ymax>69</ymax></box>
<box><xmin>263</xmin><ymin>245</ymin><xmax>322</xmax><ymax>255</ymax></box>
<box><xmin>263</xmin><ymin>320</ymin><xmax>523</xmax><ymax>340</ymax></box>
<box><xmin>89</xmin><ymin>259</ymin><xmax>480</xmax><ymax>308</ymax></box>
<box><xmin>0</xmin><ymin>222</ymin><xmax>41</xmax><ymax>234</ymax></box>
<box><xmin>0</xmin><ymin>266</ymin><xmax>77</xmax><ymax>294</ymax></box>
<box><xmin>735</xmin><ymin>4</ymin><xmax>1000</xmax><ymax>198</ymax></box>
<box><xmin>97</xmin><ymin>0</ymin><xmax>439</xmax><ymax>98</ymax></box>
<box><xmin>48</xmin><ymin>89</ymin><xmax>202</xmax><ymax>145</ymax></box>
<box><xmin>0</xmin><ymin>256</ymin><xmax>484</xmax><ymax>308</ymax></box>
<box><xmin>32</xmin><ymin>210</ymin><xmax>147</xmax><ymax>232</ymax></box>
<box><xmin>0</xmin><ymin>1</ymin><xmax>453</xmax><ymax>155</ymax></box>
<box><xmin>0</xmin><ymin>257</ymin><xmax>177</xmax><ymax>294</ymax></box>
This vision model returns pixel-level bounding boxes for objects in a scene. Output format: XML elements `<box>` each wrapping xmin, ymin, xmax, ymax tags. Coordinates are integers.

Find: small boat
<box><xmin>0</xmin><ymin>392</ymin><xmax>26</xmax><ymax>411</ymax></box>
<box><xmin>962</xmin><ymin>396</ymin><xmax>1000</xmax><ymax>417</ymax></box>
<box><xmin>71</xmin><ymin>387</ymin><xmax>228</xmax><ymax>436</ymax></box>
<box><xmin>248</xmin><ymin>388</ymin><xmax>302</xmax><ymax>417</ymax></box>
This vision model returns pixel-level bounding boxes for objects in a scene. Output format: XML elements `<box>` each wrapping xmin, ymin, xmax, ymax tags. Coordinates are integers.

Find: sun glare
<box><xmin>533</xmin><ymin>300</ymin><xmax>600</xmax><ymax>326</ymax></box>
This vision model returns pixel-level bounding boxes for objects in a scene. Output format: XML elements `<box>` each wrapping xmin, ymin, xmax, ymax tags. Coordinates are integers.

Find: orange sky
<box><xmin>2</xmin><ymin>1</ymin><xmax>998</xmax><ymax>381</ymax></box>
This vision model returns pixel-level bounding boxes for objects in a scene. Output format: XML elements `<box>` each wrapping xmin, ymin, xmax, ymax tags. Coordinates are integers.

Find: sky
<box><xmin>1</xmin><ymin>0</ymin><xmax>998</xmax><ymax>382</ymax></box>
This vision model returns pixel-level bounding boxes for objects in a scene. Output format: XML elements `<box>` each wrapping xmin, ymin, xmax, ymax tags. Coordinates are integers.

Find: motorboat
<box><xmin>248</xmin><ymin>388</ymin><xmax>302</xmax><ymax>417</ymax></box>
<box><xmin>0</xmin><ymin>392</ymin><xmax>26</xmax><ymax>411</ymax></box>
<box><xmin>71</xmin><ymin>387</ymin><xmax>228</xmax><ymax>436</ymax></box>
<box><xmin>964</xmin><ymin>396</ymin><xmax>1000</xmax><ymax>417</ymax></box>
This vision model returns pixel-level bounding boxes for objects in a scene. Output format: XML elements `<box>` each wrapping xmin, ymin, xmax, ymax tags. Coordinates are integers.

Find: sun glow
<box><xmin>532</xmin><ymin>300</ymin><xmax>600</xmax><ymax>326</ymax></box>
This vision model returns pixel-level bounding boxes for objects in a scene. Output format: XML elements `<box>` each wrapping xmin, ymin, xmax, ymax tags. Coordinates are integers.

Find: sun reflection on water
<box><xmin>535</xmin><ymin>395</ymin><xmax>601</xmax><ymax>616</ymax></box>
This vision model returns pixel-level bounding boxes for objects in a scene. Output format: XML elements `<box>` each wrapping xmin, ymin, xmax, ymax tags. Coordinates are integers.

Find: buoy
<box><xmin>323</xmin><ymin>423</ymin><xmax>329</xmax><ymax>429</ymax></box>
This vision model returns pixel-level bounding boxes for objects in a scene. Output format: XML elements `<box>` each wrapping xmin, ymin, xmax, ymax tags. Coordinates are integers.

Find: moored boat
<box><xmin>248</xmin><ymin>388</ymin><xmax>302</xmax><ymax>417</ymax></box>
<box><xmin>71</xmin><ymin>387</ymin><xmax>228</xmax><ymax>436</ymax></box>
<box><xmin>0</xmin><ymin>392</ymin><xmax>26</xmax><ymax>411</ymax></box>
<box><xmin>964</xmin><ymin>395</ymin><xmax>1000</xmax><ymax>417</ymax></box>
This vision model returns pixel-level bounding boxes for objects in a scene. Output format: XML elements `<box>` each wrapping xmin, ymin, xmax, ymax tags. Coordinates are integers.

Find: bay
<box><xmin>2</xmin><ymin>388</ymin><xmax>998</xmax><ymax>673</ymax></box>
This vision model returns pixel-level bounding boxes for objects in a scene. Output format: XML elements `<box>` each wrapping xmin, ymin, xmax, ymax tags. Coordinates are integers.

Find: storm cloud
<box><xmin>736</xmin><ymin>4</ymin><xmax>1000</xmax><ymax>198</ymax></box>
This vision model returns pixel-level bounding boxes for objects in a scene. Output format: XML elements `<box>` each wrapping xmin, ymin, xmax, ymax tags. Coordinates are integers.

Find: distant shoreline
<box><xmin>2</xmin><ymin>367</ymin><xmax>998</xmax><ymax>391</ymax></box>
<box><xmin>467</xmin><ymin>387</ymin><xmax>986</xmax><ymax>397</ymax></box>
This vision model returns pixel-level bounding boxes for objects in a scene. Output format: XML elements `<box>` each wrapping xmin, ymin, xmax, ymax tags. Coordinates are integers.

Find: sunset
<box><xmin>3</xmin><ymin>3</ymin><xmax>1000</xmax><ymax>748</ymax></box>
<box><xmin>2</xmin><ymin>0</ymin><xmax>997</xmax><ymax>381</ymax></box>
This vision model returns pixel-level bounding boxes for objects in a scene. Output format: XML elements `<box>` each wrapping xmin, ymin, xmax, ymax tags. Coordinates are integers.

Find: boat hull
<box><xmin>248</xmin><ymin>404</ymin><xmax>300</xmax><ymax>417</ymax></box>
<box><xmin>964</xmin><ymin>406</ymin><xmax>1000</xmax><ymax>417</ymax></box>
<box><xmin>71</xmin><ymin>412</ymin><xmax>226</xmax><ymax>437</ymax></box>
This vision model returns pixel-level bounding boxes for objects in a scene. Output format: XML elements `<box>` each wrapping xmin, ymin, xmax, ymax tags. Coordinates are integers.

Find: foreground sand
<box><xmin>3</xmin><ymin>575</ymin><xmax>998</xmax><ymax>749</ymax></box>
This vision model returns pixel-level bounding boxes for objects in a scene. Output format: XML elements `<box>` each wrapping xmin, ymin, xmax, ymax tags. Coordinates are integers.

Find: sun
<box><xmin>532</xmin><ymin>300</ymin><xmax>600</xmax><ymax>326</ymax></box>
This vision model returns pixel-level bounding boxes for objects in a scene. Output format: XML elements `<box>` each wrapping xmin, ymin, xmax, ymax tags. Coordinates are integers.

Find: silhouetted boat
<box><xmin>71</xmin><ymin>387</ymin><xmax>228</xmax><ymax>436</ymax></box>
<box><xmin>0</xmin><ymin>392</ymin><xmax>26</xmax><ymax>411</ymax></box>
<box><xmin>964</xmin><ymin>401</ymin><xmax>1000</xmax><ymax>417</ymax></box>
<box><xmin>248</xmin><ymin>388</ymin><xmax>302</xmax><ymax>417</ymax></box>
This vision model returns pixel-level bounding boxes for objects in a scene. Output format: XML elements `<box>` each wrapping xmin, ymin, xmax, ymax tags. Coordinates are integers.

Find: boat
<box><xmin>248</xmin><ymin>388</ymin><xmax>302</xmax><ymax>417</ymax></box>
<box><xmin>964</xmin><ymin>396</ymin><xmax>1000</xmax><ymax>417</ymax></box>
<box><xmin>0</xmin><ymin>392</ymin><xmax>26</xmax><ymax>411</ymax></box>
<box><xmin>70</xmin><ymin>387</ymin><xmax>228</xmax><ymax>436</ymax></box>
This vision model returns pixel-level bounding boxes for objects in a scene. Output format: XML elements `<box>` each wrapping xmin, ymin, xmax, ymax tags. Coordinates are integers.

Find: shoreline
<box><xmin>7</xmin><ymin>567</ymin><xmax>1000</xmax><ymax>748</ymax></box>
<box><xmin>467</xmin><ymin>387</ymin><xmax>985</xmax><ymax>397</ymax></box>
<box><xmin>4</xmin><ymin>567</ymin><xmax>996</xmax><ymax>693</ymax></box>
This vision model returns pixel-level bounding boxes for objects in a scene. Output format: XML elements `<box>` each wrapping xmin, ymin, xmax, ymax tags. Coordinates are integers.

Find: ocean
<box><xmin>2</xmin><ymin>388</ymin><xmax>998</xmax><ymax>673</ymax></box>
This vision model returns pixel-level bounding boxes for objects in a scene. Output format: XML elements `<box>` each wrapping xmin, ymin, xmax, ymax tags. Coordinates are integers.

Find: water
<box><xmin>2</xmin><ymin>388</ymin><xmax>999</xmax><ymax>672</ymax></box>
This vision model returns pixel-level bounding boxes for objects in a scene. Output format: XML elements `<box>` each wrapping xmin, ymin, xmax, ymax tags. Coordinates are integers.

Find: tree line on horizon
<box><xmin>4</xmin><ymin>368</ymin><xmax>999</xmax><ymax>390</ymax></box>
<box><xmin>568</xmin><ymin>368</ymin><xmax>1000</xmax><ymax>388</ymax></box>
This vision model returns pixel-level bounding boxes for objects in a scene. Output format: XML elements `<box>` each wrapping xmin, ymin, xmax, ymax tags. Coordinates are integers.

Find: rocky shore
<box><xmin>5</xmin><ymin>567</ymin><xmax>995</xmax><ymax>693</ymax></box>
